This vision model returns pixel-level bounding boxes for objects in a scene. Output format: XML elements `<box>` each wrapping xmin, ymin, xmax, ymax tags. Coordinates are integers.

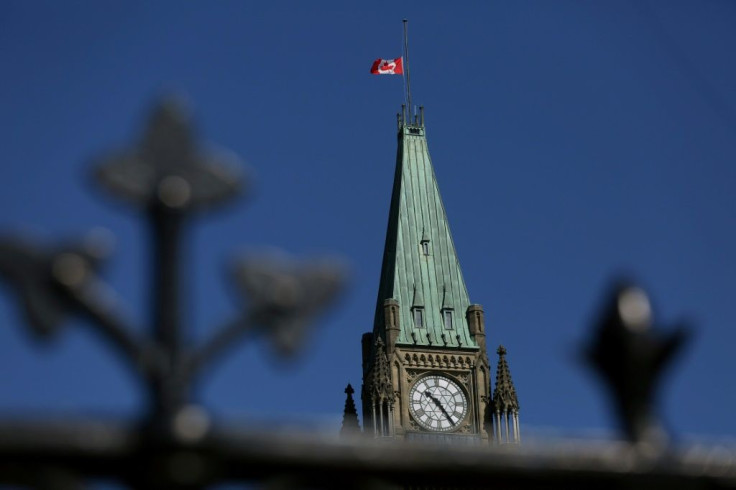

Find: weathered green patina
<box><xmin>374</xmin><ymin>119</ymin><xmax>477</xmax><ymax>350</ymax></box>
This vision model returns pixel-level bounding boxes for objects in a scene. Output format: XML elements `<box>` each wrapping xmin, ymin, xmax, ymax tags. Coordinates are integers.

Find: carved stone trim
<box><xmin>403</xmin><ymin>352</ymin><xmax>475</xmax><ymax>369</ymax></box>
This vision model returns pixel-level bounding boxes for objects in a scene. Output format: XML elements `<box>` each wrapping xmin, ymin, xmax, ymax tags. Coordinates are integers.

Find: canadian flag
<box><xmin>370</xmin><ymin>57</ymin><xmax>404</xmax><ymax>75</ymax></box>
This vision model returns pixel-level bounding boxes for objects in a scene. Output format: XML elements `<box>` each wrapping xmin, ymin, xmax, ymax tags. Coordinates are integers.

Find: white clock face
<box><xmin>409</xmin><ymin>375</ymin><xmax>468</xmax><ymax>432</ymax></box>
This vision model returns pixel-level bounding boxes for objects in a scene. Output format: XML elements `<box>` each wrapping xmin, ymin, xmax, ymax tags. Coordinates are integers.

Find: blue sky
<box><xmin>1</xmin><ymin>1</ymin><xmax>735</xmax><ymax>441</ymax></box>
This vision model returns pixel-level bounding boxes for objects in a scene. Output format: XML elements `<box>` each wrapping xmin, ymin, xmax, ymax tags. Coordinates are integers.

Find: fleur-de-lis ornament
<box><xmin>0</xmin><ymin>97</ymin><xmax>346</xmax><ymax>446</ymax></box>
<box><xmin>94</xmin><ymin>97</ymin><xmax>242</xmax><ymax>212</ymax></box>
<box><xmin>585</xmin><ymin>280</ymin><xmax>690</xmax><ymax>448</ymax></box>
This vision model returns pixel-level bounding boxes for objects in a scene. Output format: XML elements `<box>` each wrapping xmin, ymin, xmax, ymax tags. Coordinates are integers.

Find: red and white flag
<box><xmin>370</xmin><ymin>57</ymin><xmax>403</xmax><ymax>75</ymax></box>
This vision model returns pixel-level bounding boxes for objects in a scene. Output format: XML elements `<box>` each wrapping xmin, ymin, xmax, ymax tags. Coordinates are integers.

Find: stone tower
<box><xmin>360</xmin><ymin>108</ymin><xmax>518</xmax><ymax>443</ymax></box>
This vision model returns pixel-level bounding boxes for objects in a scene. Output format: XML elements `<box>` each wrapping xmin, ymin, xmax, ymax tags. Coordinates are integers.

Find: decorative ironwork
<box><xmin>585</xmin><ymin>280</ymin><xmax>691</xmax><ymax>448</ymax></box>
<box><xmin>0</xmin><ymin>97</ymin><xmax>346</xmax><ymax>488</ymax></box>
<box><xmin>0</xmin><ymin>98</ymin><xmax>733</xmax><ymax>489</ymax></box>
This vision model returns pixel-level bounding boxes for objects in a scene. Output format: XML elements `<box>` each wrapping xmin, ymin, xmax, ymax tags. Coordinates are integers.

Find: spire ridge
<box><xmin>412</xmin><ymin>285</ymin><xmax>424</xmax><ymax>307</ymax></box>
<box><xmin>441</xmin><ymin>286</ymin><xmax>452</xmax><ymax>310</ymax></box>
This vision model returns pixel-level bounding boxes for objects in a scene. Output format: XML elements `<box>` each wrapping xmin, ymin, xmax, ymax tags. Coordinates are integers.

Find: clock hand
<box><xmin>423</xmin><ymin>390</ymin><xmax>454</xmax><ymax>422</ymax></box>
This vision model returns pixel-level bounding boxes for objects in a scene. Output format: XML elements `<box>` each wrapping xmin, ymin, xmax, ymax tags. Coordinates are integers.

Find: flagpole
<box><xmin>403</xmin><ymin>19</ymin><xmax>413</xmax><ymax>122</ymax></box>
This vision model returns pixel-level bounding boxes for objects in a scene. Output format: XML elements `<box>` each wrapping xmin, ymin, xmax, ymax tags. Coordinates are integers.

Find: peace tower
<box><xmin>349</xmin><ymin>107</ymin><xmax>520</xmax><ymax>444</ymax></box>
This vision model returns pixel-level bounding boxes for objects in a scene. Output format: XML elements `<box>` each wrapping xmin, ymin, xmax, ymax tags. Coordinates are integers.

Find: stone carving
<box><xmin>403</xmin><ymin>353</ymin><xmax>474</xmax><ymax>369</ymax></box>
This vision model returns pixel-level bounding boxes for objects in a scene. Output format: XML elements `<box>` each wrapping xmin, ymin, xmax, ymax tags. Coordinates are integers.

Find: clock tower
<box><xmin>359</xmin><ymin>107</ymin><xmax>519</xmax><ymax>444</ymax></box>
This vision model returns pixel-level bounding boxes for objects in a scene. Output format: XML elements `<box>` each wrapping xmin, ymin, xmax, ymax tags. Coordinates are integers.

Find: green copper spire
<box><xmin>374</xmin><ymin>110</ymin><xmax>477</xmax><ymax>350</ymax></box>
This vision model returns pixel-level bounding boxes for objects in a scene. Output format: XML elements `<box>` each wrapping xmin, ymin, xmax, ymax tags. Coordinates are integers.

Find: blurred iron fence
<box><xmin>0</xmin><ymin>98</ymin><xmax>733</xmax><ymax>489</ymax></box>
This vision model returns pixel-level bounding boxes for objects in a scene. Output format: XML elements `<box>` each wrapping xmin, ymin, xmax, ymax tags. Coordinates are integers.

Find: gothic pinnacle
<box><xmin>340</xmin><ymin>383</ymin><xmax>361</xmax><ymax>435</ymax></box>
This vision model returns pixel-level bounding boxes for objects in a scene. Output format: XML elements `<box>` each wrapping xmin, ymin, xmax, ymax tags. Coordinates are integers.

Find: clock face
<box><xmin>409</xmin><ymin>375</ymin><xmax>468</xmax><ymax>432</ymax></box>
